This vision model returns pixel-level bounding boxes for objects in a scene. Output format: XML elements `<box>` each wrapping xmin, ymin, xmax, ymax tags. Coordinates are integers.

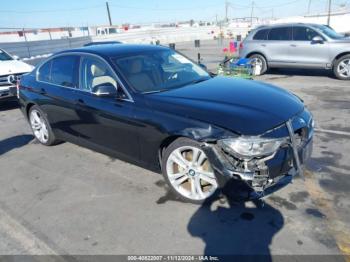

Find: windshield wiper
<box><xmin>191</xmin><ymin>77</ymin><xmax>210</xmax><ymax>84</ymax></box>
<box><xmin>143</xmin><ymin>89</ymin><xmax>170</xmax><ymax>94</ymax></box>
<box><xmin>143</xmin><ymin>77</ymin><xmax>210</xmax><ymax>94</ymax></box>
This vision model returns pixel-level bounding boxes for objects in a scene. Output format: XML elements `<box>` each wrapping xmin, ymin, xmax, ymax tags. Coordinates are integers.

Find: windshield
<box><xmin>113</xmin><ymin>49</ymin><xmax>210</xmax><ymax>93</ymax></box>
<box><xmin>0</xmin><ymin>49</ymin><xmax>13</xmax><ymax>61</ymax></box>
<box><xmin>313</xmin><ymin>24</ymin><xmax>344</xmax><ymax>39</ymax></box>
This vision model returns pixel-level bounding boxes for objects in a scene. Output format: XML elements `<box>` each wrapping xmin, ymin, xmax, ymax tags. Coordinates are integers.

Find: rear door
<box><xmin>240</xmin><ymin>28</ymin><xmax>269</xmax><ymax>58</ymax></box>
<box><xmin>36</xmin><ymin>55</ymin><xmax>81</xmax><ymax>138</ymax></box>
<box><xmin>265</xmin><ymin>26</ymin><xmax>293</xmax><ymax>66</ymax></box>
<box><xmin>289</xmin><ymin>26</ymin><xmax>330</xmax><ymax>67</ymax></box>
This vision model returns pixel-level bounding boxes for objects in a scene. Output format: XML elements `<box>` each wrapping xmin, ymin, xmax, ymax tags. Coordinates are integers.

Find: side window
<box><xmin>80</xmin><ymin>56</ymin><xmax>117</xmax><ymax>92</ymax></box>
<box><xmin>51</xmin><ymin>56</ymin><xmax>79</xmax><ymax>88</ymax></box>
<box><xmin>38</xmin><ymin>61</ymin><xmax>52</xmax><ymax>82</ymax></box>
<box><xmin>253</xmin><ymin>29</ymin><xmax>269</xmax><ymax>40</ymax></box>
<box><xmin>293</xmin><ymin>27</ymin><xmax>321</xmax><ymax>41</ymax></box>
<box><xmin>268</xmin><ymin>27</ymin><xmax>292</xmax><ymax>41</ymax></box>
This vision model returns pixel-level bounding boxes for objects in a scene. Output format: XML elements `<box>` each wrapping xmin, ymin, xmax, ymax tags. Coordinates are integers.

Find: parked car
<box><xmin>84</xmin><ymin>41</ymin><xmax>122</xmax><ymax>47</ymax></box>
<box><xmin>0</xmin><ymin>48</ymin><xmax>34</xmax><ymax>101</ymax></box>
<box><xmin>239</xmin><ymin>23</ymin><xmax>350</xmax><ymax>80</ymax></box>
<box><xmin>18</xmin><ymin>44</ymin><xmax>313</xmax><ymax>203</ymax></box>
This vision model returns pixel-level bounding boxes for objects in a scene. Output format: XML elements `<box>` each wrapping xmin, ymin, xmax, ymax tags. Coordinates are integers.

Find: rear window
<box><xmin>268</xmin><ymin>27</ymin><xmax>292</xmax><ymax>41</ymax></box>
<box><xmin>50</xmin><ymin>56</ymin><xmax>79</xmax><ymax>88</ymax></box>
<box><xmin>253</xmin><ymin>29</ymin><xmax>269</xmax><ymax>40</ymax></box>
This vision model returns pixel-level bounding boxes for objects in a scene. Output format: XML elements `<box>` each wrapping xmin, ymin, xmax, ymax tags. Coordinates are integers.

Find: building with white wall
<box><xmin>271</xmin><ymin>9</ymin><xmax>350</xmax><ymax>34</ymax></box>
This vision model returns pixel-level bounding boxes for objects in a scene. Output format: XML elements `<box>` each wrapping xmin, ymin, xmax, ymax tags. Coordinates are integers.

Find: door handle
<box><xmin>75</xmin><ymin>99</ymin><xmax>85</xmax><ymax>105</ymax></box>
<box><xmin>290</xmin><ymin>44</ymin><xmax>297</xmax><ymax>47</ymax></box>
<box><xmin>261</xmin><ymin>44</ymin><xmax>266</xmax><ymax>47</ymax></box>
<box><xmin>38</xmin><ymin>88</ymin><xmax>46</xmax><ymax>95</ymax></box>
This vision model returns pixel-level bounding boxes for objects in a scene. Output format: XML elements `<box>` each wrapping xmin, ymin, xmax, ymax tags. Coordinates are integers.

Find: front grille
<box><xmin>294</xmin><ymin>127</ymin><xmax>308</xmax><ymax>148</ymax></box>
<box><xmin>0</xmin><ymin>73</ymin><xmax>24</xmax><ymax>87</ymax></box>
<box><xmin>286</xmin><ymin>112</ymin><xmax>314</xmax><ymax>178</ymax></box>
<box><xmin>0</xmin><ymin>91</ymin><xmax>10</xmax><ymax>97</ymax></box>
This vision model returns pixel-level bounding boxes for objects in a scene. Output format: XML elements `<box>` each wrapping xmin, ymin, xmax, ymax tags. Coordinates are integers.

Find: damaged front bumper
<box><xmin>203</xmin><ymin>111</ymin><xmax>314</xmax><ymax>193</ymax></box>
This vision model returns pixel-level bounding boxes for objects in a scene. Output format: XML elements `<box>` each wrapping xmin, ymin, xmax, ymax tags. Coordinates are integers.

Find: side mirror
<box><xmin>13</xmin><ymin>55</ymin><xmax>19</xmax><ymax>60</ymax></box>
<box><xmin>311</xmin><ymin>36</ymin><xmax>324</xmax><ymax>44</ymax></box>
<box><xmin>198</xmin><ymin>63</ymin><xmax>208</xmax><ymax>71</ymax></box>
<box><xmin>92</xmin><ymin>83</ymin><xmax>117</xmax><ymax>97</ymax></box>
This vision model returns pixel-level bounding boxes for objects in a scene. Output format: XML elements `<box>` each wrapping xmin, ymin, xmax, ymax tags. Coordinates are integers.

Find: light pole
<box><xmin>106</xmin><ymin>2</ymin><xmax>113</xmax><ymax>26</ymax></box>
<box><xmin>327</xmin><ymin>0</ymin><xmax>332</xmax><ymax>26</ymax></box>
<box><xmin>307</xmin><ymin>0</ymin><xmax>312</xmax><ymax>14</ymax></box>
<box><xmin>250</xmin><ymin>1</ymin><xmax>255</xmax><ymax>27</ymax></box>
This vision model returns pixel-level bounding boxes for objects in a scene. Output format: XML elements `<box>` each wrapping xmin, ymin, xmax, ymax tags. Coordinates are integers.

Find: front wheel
<box><xmin>29</xmin><ymin>105</ymin><xmax>57</xmax><ymax>146</ymax></box>
<box><xmin>333</xmin><ymin>55</ymin><xmax>350</xmax><ymax>80</ymax></box>
<box><xmin>161</xmin><ymin>138</ymin><xmax>218</xmax><ymax>204</ymax></box>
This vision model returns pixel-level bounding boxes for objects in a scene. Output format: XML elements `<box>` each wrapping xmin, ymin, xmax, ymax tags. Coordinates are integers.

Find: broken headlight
<box><xmin>218</xmin><ymin>136</ymin><xmax>287</xmax><ymax>159</ymax></box>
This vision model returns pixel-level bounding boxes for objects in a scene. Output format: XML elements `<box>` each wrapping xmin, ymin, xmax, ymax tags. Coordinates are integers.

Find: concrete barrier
<box><xmin>0</xmin><ymin>36</ymin><xmax>90</xmax><ymax>59</ymax></box>
<box><xmin>91</xmin><ymin>26</ymin><xmax>217</xmax><ymax>45</ymax></box>
<box><xmin>0</xmin><ymin>26</ymin><xmax>234</xmax><ymax>59</ymax></box>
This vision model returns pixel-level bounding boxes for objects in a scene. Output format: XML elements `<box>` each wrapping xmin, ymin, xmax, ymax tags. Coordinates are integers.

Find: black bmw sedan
<box><xmin>18</xmin><ymin>44</ymin><xmax>314</xmax><ymax>203</ymax></box>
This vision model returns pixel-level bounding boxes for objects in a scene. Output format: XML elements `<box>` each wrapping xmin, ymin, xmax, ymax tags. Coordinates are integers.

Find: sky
<box><xmin>0</xmin><ymin>0</ymin><xmax>349</xmax><ymax>28</ymax></box>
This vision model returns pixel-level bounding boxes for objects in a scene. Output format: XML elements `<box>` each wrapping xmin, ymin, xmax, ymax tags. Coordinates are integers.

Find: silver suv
<box><xmin>239</xmin><ymin>23</ymin><xmax>350</xmax><ymax>80</ymax></box>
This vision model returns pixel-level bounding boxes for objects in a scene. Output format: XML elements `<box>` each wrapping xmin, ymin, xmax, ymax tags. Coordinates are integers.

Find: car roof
<box><xmin>56</xmin><ymin>44</ymin><xmax>169</xmax><ymax>58</ymax></box>
<box><xmin>83</xmin><ymin>41</ymin><xmax>122</xmax><ymax>46</ymax></box>
<box><xmin>254</xmin><ymin>23</ymin><xmax>324</xmax><ymax>30</ymax></box>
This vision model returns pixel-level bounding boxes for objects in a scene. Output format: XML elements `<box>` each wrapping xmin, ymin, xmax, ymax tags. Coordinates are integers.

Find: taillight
<box><xmin>239</xmin><ymin>42</ymin><xmax>244</xmax><ymax>49</ymax></box>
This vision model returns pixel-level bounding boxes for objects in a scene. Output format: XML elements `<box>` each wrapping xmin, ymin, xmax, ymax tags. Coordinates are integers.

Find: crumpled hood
<box><xmin>0</xmin><ymin>60</ymin><xmax>34</xmax><ymax>76</ymax></box>
<box><xmin>146</xmin><ymin>77</ymin><xmax>304</xmax><ymax>135</ymax></box>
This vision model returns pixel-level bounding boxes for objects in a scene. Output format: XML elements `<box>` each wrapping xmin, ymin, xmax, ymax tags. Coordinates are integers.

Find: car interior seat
<box><xmin>90</xmin><ymin>64</ymin><xmax>117</xmax><ymax>89</ymax></box>
<box><xmin>127</xmin><ymin>58</ymin><xmax>156</xmax><ymax>92</ymax></box>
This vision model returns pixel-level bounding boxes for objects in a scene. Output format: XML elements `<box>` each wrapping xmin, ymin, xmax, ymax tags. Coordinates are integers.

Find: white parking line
<box><xmin>0</xmin><ymin>208</ymin><xmax>60</xmax><ymax>256</ymax></box>
<box><xmin>315</xmin><ymin>128</ymin><xmax>350</xmax><ymax>137</ymax></box>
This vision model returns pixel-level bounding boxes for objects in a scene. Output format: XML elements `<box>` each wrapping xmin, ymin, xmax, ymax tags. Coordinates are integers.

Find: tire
<box><xmin>333</xmin><ymin>55</ymin><xmax>350</xmax><ymax>80</ymax></box>
<box><xmin>161</xmin><ymin>137</ymin><xmax>219</xmax><ymax>204</ymax></box>
<box><xmin>249</xmin><ymin>54</ymin><xmax>268</xmax><ymax>75</ymax></box>
<box><xmin>28</xmin><ymin>105</ymin><xmax>57</xmax><ymax>146</ymax></box>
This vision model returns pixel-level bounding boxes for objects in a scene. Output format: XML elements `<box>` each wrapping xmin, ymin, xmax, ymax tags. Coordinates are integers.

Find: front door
<box><xmin>73</xmin><ymin>55</ymin><xmax>140</xmax><ymax>161</ymax></box>
<box><xmin>289</xmin><ymin>26</ymin><xmax>330</xmax><ymax>68</ymax></box>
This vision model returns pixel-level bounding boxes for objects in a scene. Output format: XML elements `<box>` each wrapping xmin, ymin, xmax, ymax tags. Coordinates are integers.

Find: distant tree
<box><xmin>190</xmin><ymin>19</ymin><xmax>195</xmax><ymax>26</ymax></box>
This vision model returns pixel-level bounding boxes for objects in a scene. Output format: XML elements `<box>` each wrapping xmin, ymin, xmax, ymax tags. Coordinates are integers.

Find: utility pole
<box><xmin>307</xmin><ymin>0</ymin><xmax>312</xmax><ymax>14</ymax></box>
<box><xmin>327</xmin><ymin>0</ymin><xmax>332</xmax><ymax>26</ymax></box>
<box><xmin>250</xmin><ymin>1</ymin><xmax>254</xmax><ymax>26</ymax></box>
<box><xmin>225</xmin><ymin>1</ymin><xmax>229</xmax><ymax>23</ymax></box>
<box><xmin>106</xmin><ymin>2</ymin><xmax>112</xmax><ymax>26</ymax></box>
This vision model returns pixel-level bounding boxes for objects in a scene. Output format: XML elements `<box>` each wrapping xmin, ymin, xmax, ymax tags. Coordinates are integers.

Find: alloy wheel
<box><xmin>166</xmin><ymin>146</ymin><xmax>218</xmax><ymax>201</ymax></box>
<box><xmin>337</xmin><ymin>58</ymin><xmax>350</xmax><ymax>78</ymax></box>
<box><xmin>30</xmin><ymin>109</ymin><xmax>49</xmax><ymax>143</ymax></box>
<box><xmin>254</xmin><ymin>58</ymin><xmax>263</xmax><ymax>67</ymax></box>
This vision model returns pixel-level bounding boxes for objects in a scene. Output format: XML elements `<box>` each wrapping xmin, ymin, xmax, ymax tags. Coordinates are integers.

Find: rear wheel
<box><xmin>334</xmin><ymin>55</ymin><xmax>350</xmax><ymax>80</ymax></box>
<box><xmin>249</xmin><ymin>54</ymin><xmax>268</xmax><ymax>75</ymax></box>
<box><xmin>29</xmin><ymin>105</ymin><xmax>57</xmax><ymax>146</ymax></box>
<box><xmin>161</xmin><ymin>138</ymin><xmax>218</xmax><ymax>204</ymax></box>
